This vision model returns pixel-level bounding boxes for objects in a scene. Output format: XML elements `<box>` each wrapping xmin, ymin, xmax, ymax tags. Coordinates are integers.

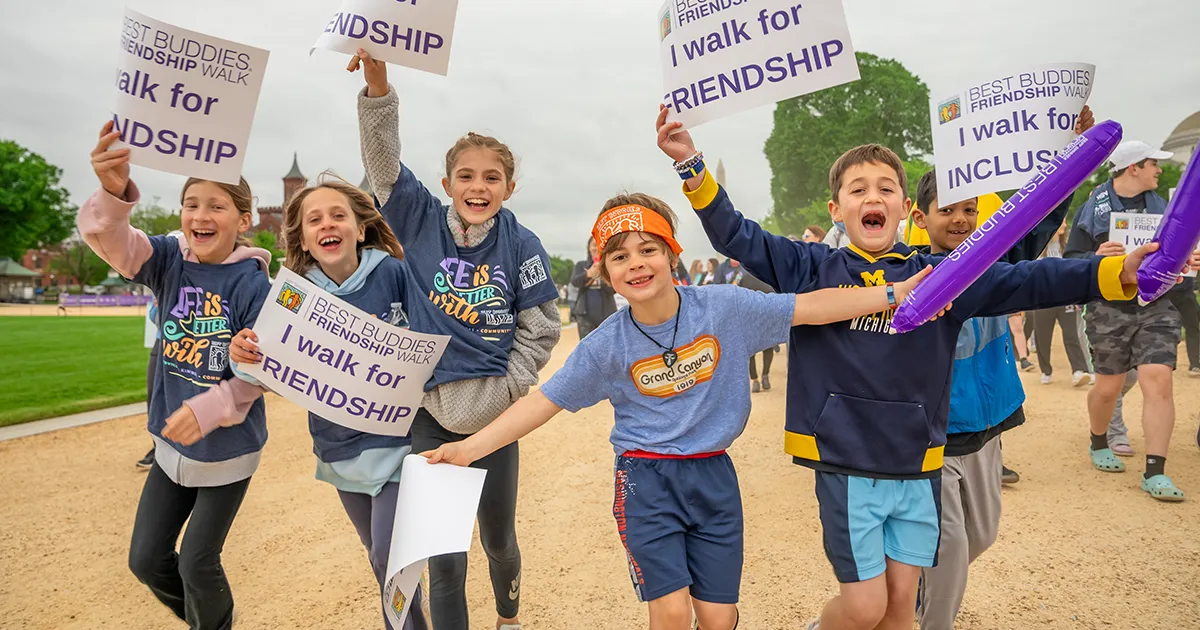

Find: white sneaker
<box><xmin>1040</xmin><ymin>374</ymin><xmax>1052</xmax><ymax>385</ymax></box>
<box><xmin>1072</xmin><ymin>371</ymin><xmax>1093</xmax><ymax>387</ymax></box>
<box><xmin>1188</xmin><ymin>367</ymin><xmax>1200</xmax><ymax>378</ymax></box>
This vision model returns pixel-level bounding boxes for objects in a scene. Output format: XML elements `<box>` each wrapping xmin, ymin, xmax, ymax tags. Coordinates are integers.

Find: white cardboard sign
<box><xmin>931</xmin><ymin>62</ymin><xmax>1095</xmax><ymax>205</ymax></box>
<box><xmin>383</xmin><ymin>456</ymin><xmax>486</xmax><ymax>626</ymax></box>
<box><xmin>658</xmin><ymin>0</ymin><xmax>859</xmax><ymax>129</ymax></box>
<box><xmin>313</xmin><ymin>0</ymin><xmax>460</xmax><ymax>75</ymax></box>
<box><xmin>240</xmin><ymin>267</ymin><xmax>450</xmax><ymax>436</ymax></box>
<box><xmin>113</xmin><ymin>9</ymin><xmax>269</xmax><ymax>184</ymax></box>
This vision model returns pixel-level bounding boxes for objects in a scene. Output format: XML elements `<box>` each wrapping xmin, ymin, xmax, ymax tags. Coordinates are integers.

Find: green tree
<box><xmin>903</xmin><ymin>158</ymin><xmax>933</xmax><ymax>203</ymax></box>
<box><xmin>53</xmin><ymin>242</ymin><xmax>111</xmax><ymax>286</ymax></box>
<box><xmin>550</xmin><ymin>255</ymin><xmax>574</xmax><ymax>287</ymax></box>
<box><xmin>252</xmin><ymin>231</ymin><xmax>284</xmax><ymax>276</ymax></box>
<box><xmin>765</xmin><ymin>195</ymin><xmax>833</xmax><ymax>238</ymax></box>
<box><xmin>1157</xmin><ymin>161</ymin><xmax>1182</xmax><ymax>200</ymax></box>
<box><xmin>763</xmin><ymin>52</ymin><xmax>932</xmax><ymax>231</ymax></box>
<box><xmin>130</xmin><ymin>197</ymin><xmax>181</xmax><ymax>236</ymax></box>
<box><xmin>0</xmin><ymin>140</ymin><xmax>77</xmax><ymax>259</ymax></box>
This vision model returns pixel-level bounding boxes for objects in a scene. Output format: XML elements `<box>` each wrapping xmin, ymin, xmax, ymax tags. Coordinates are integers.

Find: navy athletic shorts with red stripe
<box><xmin>612</xmin><ymin>449</ymin><xmax>743</xmax><ymax>604</ymax></box>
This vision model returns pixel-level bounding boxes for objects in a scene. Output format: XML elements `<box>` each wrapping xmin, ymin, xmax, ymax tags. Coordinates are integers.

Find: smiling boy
<box><xmin>656</xmin><ymin>105</ymin><xmax>1151</xmax><ymax>630</ymax></box>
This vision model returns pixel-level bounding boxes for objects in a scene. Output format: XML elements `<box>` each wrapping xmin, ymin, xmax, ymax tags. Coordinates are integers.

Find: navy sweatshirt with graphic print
<box><xmin>135</xmin><ymin>236</ymin><xmax>272</xmax><ymax>463</ymax></box>
<box><xmin>377</xmin><ymin>164</ymin><xmax>560</xmax><ymax>389</ymax></box>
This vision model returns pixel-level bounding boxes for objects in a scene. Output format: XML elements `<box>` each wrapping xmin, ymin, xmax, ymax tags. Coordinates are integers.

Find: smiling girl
<box><xmin>79</xmin><ymin>120</ymin><xmax>272</xmax><ymax>630</ymax></box>
<box><xmin>350</xmin><ymin>49</ymin><xmax>560</xmax><ymax>630</ymax></box>
<box><xmin>226</xmin><ymin>177</ymin><xmax>429</xmax><ymax>630</ymax></box>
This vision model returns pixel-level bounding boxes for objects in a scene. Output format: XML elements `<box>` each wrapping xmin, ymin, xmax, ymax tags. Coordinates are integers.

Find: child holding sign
<box><xmin>656</xmin><ymin>107</ymin><xmax>1158</xmax><ymax>630</ymax></box>
<box><xmin>351</xmin><ymin>49</ymin><xmax>561</xmax><ymax>630</ymax></box>
<box><xmin>79</xmin><ymin>121</ymin><xmax>271</xmax><ymax>630</ymax></box>
<box><xmin>905</xmin><ymin>150</ymin><xmax>1086</xmax><ymax>630</ymax></box>
<box><xmin>225</xmin><ymin>178</ymin><xmax>429</xmax><ymax>630</ymax></box>
<box><xmin>423</xmin><ymin>194</ymin><xmax>943</xmax><ymax>630</ymax></box>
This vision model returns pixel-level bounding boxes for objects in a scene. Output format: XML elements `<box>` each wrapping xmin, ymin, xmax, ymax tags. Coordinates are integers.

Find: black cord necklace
<box><xmin>628</xmin><ymin>289</ymin><xmax>682</xmax><ymax>367</ymax></box>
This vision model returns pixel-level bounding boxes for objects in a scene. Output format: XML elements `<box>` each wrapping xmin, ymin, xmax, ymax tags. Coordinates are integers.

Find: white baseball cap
<box><xmin>1109</xmin><ymin>141</ymin><xmax>1172</xmax><ymax>171</ymax></box>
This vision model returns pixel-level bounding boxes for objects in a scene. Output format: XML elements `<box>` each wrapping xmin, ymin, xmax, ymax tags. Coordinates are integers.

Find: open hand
<box><xmin>347</xmin><ymin>48</ymin><xmax>388</xmax><ymax>98</ymax></box>
<box><xmin>162</xmin><ymin>404</ymin><xmax>203</xmax><ymax>446</ymax></box>
<box><xmin>230</xmin><ymin>328</ymin><xmax>261</xmax><ymax>365</ymax></box>
<box><xmin>421</xmin><ymin>441</ymin><xmax>477</xmax><ymax>467</ymax></box>
<box><xmin>91</xmin><ymin>120</ymin><xmax>130</xmax><ymax>198</ymax></box>
<box><xmin>1074</xmin><ymin>105</ymin><xmax>1095</xmax><ymax>135</ymax></box>
<box><xmin>656</xmin><ymin>104</ymin><xmax>697</xmax><ymax>163</ymax></box>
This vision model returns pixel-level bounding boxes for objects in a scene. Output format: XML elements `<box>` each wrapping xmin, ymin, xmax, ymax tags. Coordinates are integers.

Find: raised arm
<box><xmin>350</xmin><ymin>50</ymin><xmax>443</xmax><ymax>243</ymax></box>
<box><xmin>78</xmin><ymin>121</ymin><xmax>153</xmax><ymax>279</ymax></box>
<box><xmin>656</xmin><ymin>106</ymin><xmax>828</xmax><ymax>291</ymax></box>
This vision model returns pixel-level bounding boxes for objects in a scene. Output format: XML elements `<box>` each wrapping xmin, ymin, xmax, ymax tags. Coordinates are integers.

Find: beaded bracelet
<box><xmin>673</xmin><ymin>151</ymin><xmax>705</xmax><ymax>179</ymax></box>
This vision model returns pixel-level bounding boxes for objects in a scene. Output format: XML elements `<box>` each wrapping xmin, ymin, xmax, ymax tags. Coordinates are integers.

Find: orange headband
<box><xmin>591</xmin><ymin>204</ymin><xmax>683</xmax><ymax>256</ymax></box>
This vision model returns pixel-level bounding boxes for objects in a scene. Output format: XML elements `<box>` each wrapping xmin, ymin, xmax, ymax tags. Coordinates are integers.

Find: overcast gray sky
<box><xmin>2</xmin><ymin>0</ymin><xmax>1198</xmax><ymax>262</ymax></box>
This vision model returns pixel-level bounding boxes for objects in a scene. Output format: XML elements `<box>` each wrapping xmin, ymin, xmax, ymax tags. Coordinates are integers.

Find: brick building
<box><xmin>254</xmin><ymin>152</ymin><xmax>308</xmax><ymax>241</ymax></box>
<box><xmin>21</xmin><ymin>245</ymin><xmax>78</xmax><ymax>289</ymax></box>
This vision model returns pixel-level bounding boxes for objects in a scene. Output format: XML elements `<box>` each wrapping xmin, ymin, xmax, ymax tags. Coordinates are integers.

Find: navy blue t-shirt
<box><xmin>307</xmin><ymin>256</ymin><xmax>416</xmax><ymax>462</ymax></box>
<box><xmin>133</xmin><ymin>236</ymin><xmax>271</xmax><ymax>463</ymax></box>
<box><xmin>378</xmin><ymin>164</ymin><xmax>560</xmax><ymax>388</ymax></box>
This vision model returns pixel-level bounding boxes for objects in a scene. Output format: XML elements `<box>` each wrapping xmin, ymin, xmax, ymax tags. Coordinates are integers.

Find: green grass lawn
<box><xmin>0</xmin><ymin>317</ymin><xmax>149</xmax><ymax>426</ymax></box>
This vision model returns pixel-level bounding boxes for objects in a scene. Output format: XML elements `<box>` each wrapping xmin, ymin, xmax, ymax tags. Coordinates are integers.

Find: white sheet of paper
<box><xmin>240</xmin><ymin>268</ymin><xmax>450</xmax><ymax>436</ymax></box>
<box><xmin>383</xmin><ymin>455</ymin><xmax>486</xmax><ymax>626</ymax></box>
<box><xmin>1110</xmin><ymin>212</ymin><xmax>1197</xmax><ymax>277</ymax></box>
<box><xmin>113</xmin><ymin>9</ymin><xmax>269</xmax><ymax>184</ymax></box>
<box><xmin>931</xmin><ymin>62</ymin><xmax>1095</xmax><ymax>206</ymax></box>
<box><xmin>312</xmin><ymin>0</ymin><xmax>460</xmax><ymax>75</ymax></box>
<box><xmin>658</xmin><ymin>0</ymin><xmax>859</xmax><ymax>130</ymax></box>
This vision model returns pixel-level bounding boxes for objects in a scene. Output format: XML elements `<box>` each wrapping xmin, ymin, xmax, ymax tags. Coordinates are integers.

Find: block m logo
<box><xmin>860</xmin><ymin>270</ymin><xmax>886</xmax><ymax>287</ymax></box>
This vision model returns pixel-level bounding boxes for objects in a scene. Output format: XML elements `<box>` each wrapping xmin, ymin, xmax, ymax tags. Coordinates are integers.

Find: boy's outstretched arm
<box><xmin>958</xmin><ymin>245</ymin><xmax>1156</xmax><ymax>319</ymax></box>
<box><xmin>656</xmin><ymin>106</ymin><xmax>828</xmax><ymax>292</ymax></box>
<box><xmin>423</xmin><ymin>390</ymin><xmax>562</xmax><ymax>466</ymax></box>
<box><xmin>791</xmin><ymin>266</ymin><xmax>948</xmax><ymax>325</ymax></box>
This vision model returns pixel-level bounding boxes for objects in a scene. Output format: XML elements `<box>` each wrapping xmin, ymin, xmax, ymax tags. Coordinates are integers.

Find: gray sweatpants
<box><xmin>338</xmin><ymin>482</ymin><xmax>429</xmax><ymax>630</ymax></box>
<box><xmin>1106</xmin><ymin>371</ymin><xmax>1140</xmax><ymax>448</ymax></box>
<box><xmin>917</xmin><ymin>438</ymin><xmax>1002</xmax><ymax>630</ymax></box>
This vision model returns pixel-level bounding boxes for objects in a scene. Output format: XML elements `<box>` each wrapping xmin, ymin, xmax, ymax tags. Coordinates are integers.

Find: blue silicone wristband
<box><xmin>678</xmin><ymin>159</ymin><xmax>705</xmax><ymax>180</ymax></box>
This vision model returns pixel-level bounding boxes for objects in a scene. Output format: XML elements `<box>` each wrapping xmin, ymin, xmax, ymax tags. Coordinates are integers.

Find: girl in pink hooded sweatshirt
<box><xmin>80</xmin><ymin>121</ymin><xmax>272</xmax><ymax>630</ymax></box>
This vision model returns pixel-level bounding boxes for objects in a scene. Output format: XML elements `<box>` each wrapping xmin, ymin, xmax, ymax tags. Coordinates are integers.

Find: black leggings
<box><xmin>748</xmin><ymin>347</ymin><xmax>774</xmax><ymax>380</ymax></box>
<box><xmin>128</xmin><ymin>463</ymin><xmax>251</xmax><ymax>630</ymax></box>
<box><xmin>411</xmin><ymin>409</ymin><xmax>521</xmax><ymax>629</ymax></box>
<box><xmin>1167</xmin><ymin>290</ymin><xmax>1199</xmax><ymax>369</ymax></box>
